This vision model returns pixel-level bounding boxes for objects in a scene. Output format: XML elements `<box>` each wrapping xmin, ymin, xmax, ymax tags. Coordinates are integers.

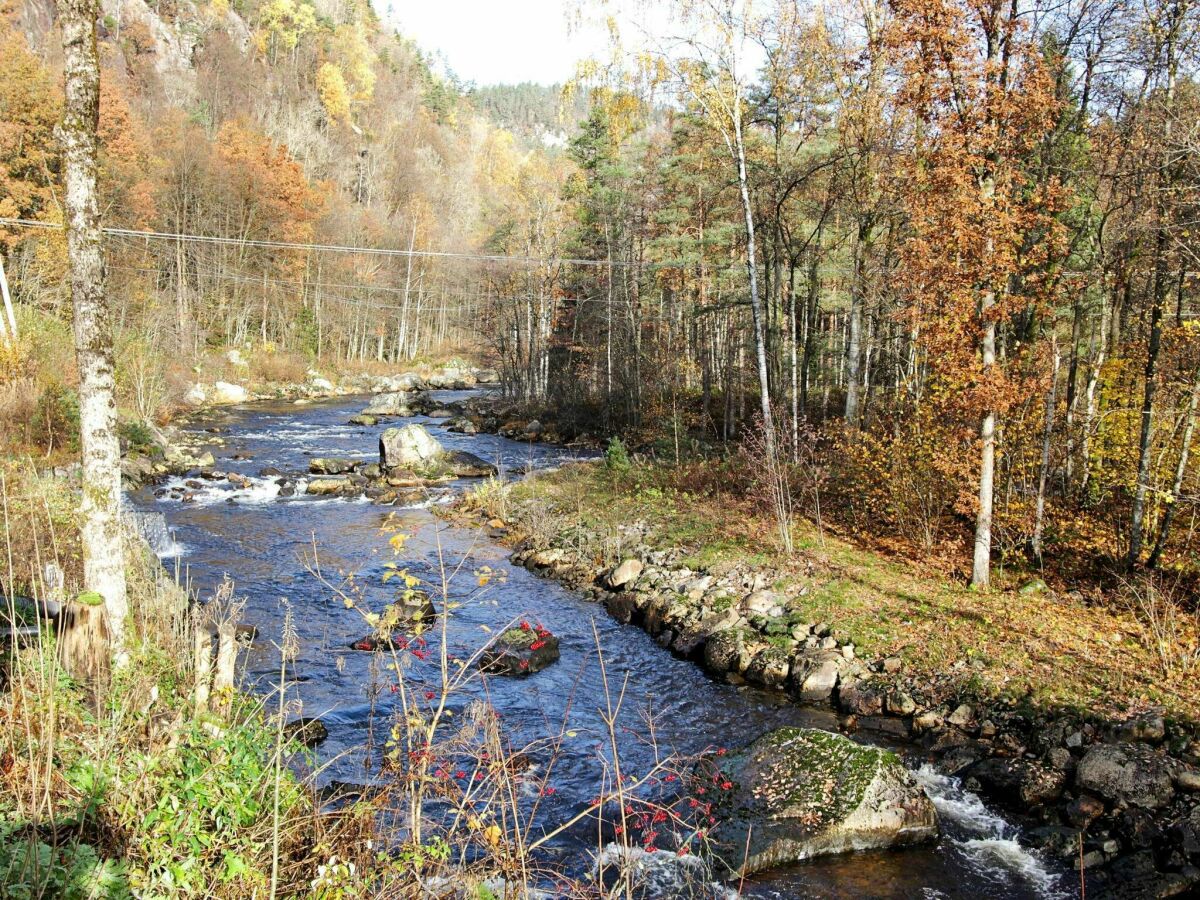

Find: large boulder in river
<box><xmin>703</xmin><ymin>727</ymin><xmax>937</xmax><ymax>876</ymax></box>
<box><xmin>380</xmin><ymin>424</ymin><xmax>443</xmax><ymax>470</ymax></box>
<box><xmin>363</xmin><ymin>391</ymin><xmax>413</xmax><ymax>416</ymax></box>
<box><xmin>473</xmin><ymin>368</ymin><xmax>501</xmax><ymax>384</ymax></box>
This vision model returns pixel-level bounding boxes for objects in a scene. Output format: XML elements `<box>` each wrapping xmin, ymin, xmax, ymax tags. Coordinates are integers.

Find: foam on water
<box><xmin>916</xmin><ymin>765</ymin><xmax>1013</xmax><ymax>835</ymax></box>
<box><xmin>155</xmin><ymin>475</ymin><xmax>282</xmax><ymax>507</ymax></box>
<box><xmin>914</xmin><ymin>765</ymin><xmax>1064</xmax><ymax>897</ymax></box>
<box><xmin>958</xmin><ymin>838</ymin><xmax>1065</xmax><ymax>895</ymax></box>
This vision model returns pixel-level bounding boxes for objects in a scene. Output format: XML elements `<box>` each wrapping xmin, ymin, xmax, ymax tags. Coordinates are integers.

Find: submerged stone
<box><xmin>283</xmin><ymin>716</ymin><xmax>329</xmax><ymax>748</ymax></box>
<box><xmin>703</xmin><ymin>726</ymin><xmax>938</xmax><ymax>876</ymax></box>
<box><xmin>347</xmin><ymin>592</ymin><xmax>439</xmax><ymax>650</ymax></box>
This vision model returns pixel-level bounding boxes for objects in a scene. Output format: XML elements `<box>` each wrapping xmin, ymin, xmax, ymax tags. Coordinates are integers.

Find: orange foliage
<box><xmin>0</xmin><ymin>25</ymin><xmax>61</xmax><ymax>245</ymax></box>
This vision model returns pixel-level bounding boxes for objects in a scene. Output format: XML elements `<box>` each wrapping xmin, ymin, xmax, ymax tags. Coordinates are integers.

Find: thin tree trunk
<box><xmin>59</xmin><ymin>0</ymin><xmax>128</xmax><ymax>671</ymax></box>
<box><xmin>845</xmin><ymin>221</ymin><xmax>870</xmax><ymax>427</ymax></box>
<box><xmin>731</xmin><ymin>98</ymin><xmax>774</xmax><ymax>447</ymax></box>
<box><xmin>973</xmin><ymin>310</ymin><xmax>997</xmax><ymax>588</ymax></box>
<box><xmin>1031</xmin><ymin>339</ymin><xmax>1060</xmax><ymax>565</ymax></box>
<box><xmin>1147</xmin><ymin>369</ymin><xmax>1199</xmax><ymax>569</ymax></box>
<box><xmin>1128</xmin><ymin>19</ymin><xmax>1180</xmax><ymax>567</ymax></box>
<box><xmin>0</xmin><ymin>255</ymin><xmax>18</xmax><ymax>344</ymax></box>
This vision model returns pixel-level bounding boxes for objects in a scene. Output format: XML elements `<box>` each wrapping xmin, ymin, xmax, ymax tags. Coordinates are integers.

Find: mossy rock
<box><xmin>480</xmin><ymin>625</ymin><xmax>560</xmax><ymax>676</ymax></box>
<box><xmin>701</xmin><ymin>727</ymin><xmax>937</xmax><ymax>875</ymax></box>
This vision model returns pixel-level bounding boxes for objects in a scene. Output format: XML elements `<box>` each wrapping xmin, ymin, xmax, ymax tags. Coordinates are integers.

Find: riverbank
<box><xmin>0</xmin><ymin>464</ymin><xmax>372</xmax><ymax>896</ymax></box>
<box><xmin>455</xmin><ymin>458</ymin><xmax>1200</xmax><ymax>897</ymax></box>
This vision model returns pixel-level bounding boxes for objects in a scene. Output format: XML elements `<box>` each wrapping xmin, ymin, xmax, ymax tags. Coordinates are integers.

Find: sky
<box><xmin>386</xmin><ymin>0</ymin><xmax>612</xmax><ymax>86</ymax></box>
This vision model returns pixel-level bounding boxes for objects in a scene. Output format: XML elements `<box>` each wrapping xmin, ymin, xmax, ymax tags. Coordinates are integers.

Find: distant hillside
<box><xmin>468</xmin><ymin>82</ymin><xmax>587</xmax><ymax>149</ymax></box>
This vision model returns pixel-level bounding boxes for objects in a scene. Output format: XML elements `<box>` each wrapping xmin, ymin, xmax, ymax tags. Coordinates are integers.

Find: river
<box><xmin>129</xmin><ymin>391</ymin><xmax>1072</xmax><ymax>899</ymax></box>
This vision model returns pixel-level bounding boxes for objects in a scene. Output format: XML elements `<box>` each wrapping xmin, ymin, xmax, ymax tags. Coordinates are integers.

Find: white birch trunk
<box><xmin>59</xmin><ymin>0</ymin><xmax>129</xmax><ymax>664</ymax></box>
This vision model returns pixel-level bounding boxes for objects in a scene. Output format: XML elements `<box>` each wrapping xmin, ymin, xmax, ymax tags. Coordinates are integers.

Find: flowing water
<box><xmin>129</xmin><ymin>392</ymin><xmax>1073</xmax><ymax>899</ymax></box>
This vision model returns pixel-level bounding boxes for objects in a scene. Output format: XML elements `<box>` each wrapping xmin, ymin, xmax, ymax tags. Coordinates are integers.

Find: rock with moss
<box><xmin>703</xmin><ymin>727</ymin><xmax>938</xmax><ymax>875</ymax></box>
<box><xmin>703</xmin><ymin>628</ymin><xmax>754</xmax><ymax>676</ymax></box>
<box><xmin>745</xmin><ymin>645</ymin><xmax>792</xmax><ymax>689</ymax></box>
<box><xmin>480</xmin><ymin>624</ymin><xmax>560</xmax><ymax>676</ymax></box>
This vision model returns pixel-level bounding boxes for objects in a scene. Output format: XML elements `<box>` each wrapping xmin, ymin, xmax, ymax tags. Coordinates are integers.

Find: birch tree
<box><xmin>58</xmin><ymin>0</ymin><xmax>128</xmax><ymax>670</ymax></box>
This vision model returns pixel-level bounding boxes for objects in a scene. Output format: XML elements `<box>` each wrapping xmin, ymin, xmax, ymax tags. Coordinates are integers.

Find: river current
<box><xmin>130</xmin><ymin>391</ymin><xmax>1072</xmax><ymax>899</ymax></box>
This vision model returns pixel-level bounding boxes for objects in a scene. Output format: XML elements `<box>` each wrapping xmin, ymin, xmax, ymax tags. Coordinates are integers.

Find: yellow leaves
<box><xmin>316</xmin><ymin>63</ymin><xmax>351</xmax><ymax>123</ymax></box>
<box><xmin>256</xmin><ymin>0</ymin><xmax>317</xmax><ymax>56</ymax></box>
<box><xmin>331</xmin><ymin>23</ymin><xmax>377</xmax><ymax>102</ymax></box>
<box><xmin>482</xmin><ymin>824</ymin><xmax>502</xmax><ymax>847</ymax></box>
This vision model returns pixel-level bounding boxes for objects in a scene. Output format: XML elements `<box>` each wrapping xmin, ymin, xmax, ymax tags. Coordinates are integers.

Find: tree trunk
<box><xmin>1147</xmin><ymin>369</ymin><xmax>1199</xmax><ymax>569</ymax></box>
<box><xmin>1031</xmin><ymin>339</ymin><xmax>1060</xmax><ymax>565</ymax></box>
<box><xmin>1128</xmin><ymin>18</ymin><xmax>1180</xmax><ymax>567</ymax></box>
<box><xmin>59</xmin><ymin>0</ymin><xmax>129</xmax><ymax>671</ymax></box>
<box><xmin>972</xmin><ymin>165</ymin><xmax>998</xmax><ymax>589</ymax></box>
<box><xmin>732</xmin><ymin>98</ymin><xmax>774</xmax><ymax>448</ymax></box>
<box><xmin>844</xmin><ymin>221</ymin><xmax>870</xmax><ymax>427</ymax></box>
<box><xmin>972</xmin><ymin>311</ymin><xmax>997</xmax><ymax>588</ymax></box>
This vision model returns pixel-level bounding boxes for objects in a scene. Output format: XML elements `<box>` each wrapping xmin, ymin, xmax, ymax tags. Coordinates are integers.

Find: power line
<box><xmin>0</xmin><ymin>217</ymin><xmax>653</xmax><ymax>270</ymax></box>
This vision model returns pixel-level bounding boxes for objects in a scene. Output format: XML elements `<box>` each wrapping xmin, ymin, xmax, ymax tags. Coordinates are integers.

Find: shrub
<box><xmin>118</xmin><ymin>419</ymin><xmax>157</xmax><ymax>453</ymax></box>
<box><xmin>32</xmin><ymin>382</ymin><xmax>80</xmax><ymax>454</ymax></box>
<box><xmin>604</xmin><ymin>436</ymin><xmax>630</xmax><ymax>473</ymax></box>
<box><xmin>249</xmin><ymin>349</ymin><xmax>307</xmax><ymax>385</ymax></box>
<box><xmin>0</xmin><ymin>376</ymin><xmax>42</xmax><ymax>451</ymax></box>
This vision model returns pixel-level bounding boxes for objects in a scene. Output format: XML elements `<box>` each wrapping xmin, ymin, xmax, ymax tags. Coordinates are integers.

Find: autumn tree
<box><xmin>890</xmin><ymin>0</ymin><xmax>1067</xmax><ymax>586</ymax></box>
